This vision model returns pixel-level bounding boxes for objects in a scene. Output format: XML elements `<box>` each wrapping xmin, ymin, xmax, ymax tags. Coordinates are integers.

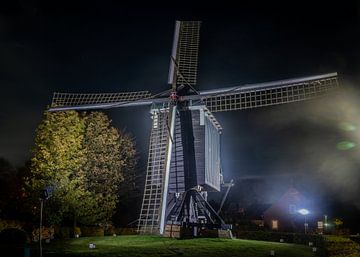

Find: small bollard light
<box><xmin>75</xmin><ymin>234</ymin><xmax>79</xmax><ymax>238</ymax></box>
<box><xmin>279</xmin><ymin>238</ymin><xmax>284</xmax><ymax>243</ymax></box>
<box><xmin>308</xmin><ymin>241</ymin><xmax>313</xmax><ymax>246</ymax></box>
<box><xmin>270</xmin><ymin>250</ymin><xmax>275</xmax><ymax>256</ymax></box>
<box><xmin>88</xmin><ymin>243</ymin><xmax>96</xmax><ymax>249</ymax></box>
<box><xmin>312</xmin><ymin>247</ymin><xmax>317</xmax><ymax>252</ymax></box>
<box><xmin>113</xmin><ymin>233</ymin><xmax>117</xmax><ymax>237</ymax></box>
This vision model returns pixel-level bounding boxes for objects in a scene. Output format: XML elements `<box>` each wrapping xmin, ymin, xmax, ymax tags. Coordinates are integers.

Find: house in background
<box><xmin>246</xmin><ymin>203</ymin><xmax>271</xmax><ymax>228</ymax></box>
<box><xmin>263</xmin><ymin>186</ymin><xmax>324</xmax><ymax>233</ymax></box>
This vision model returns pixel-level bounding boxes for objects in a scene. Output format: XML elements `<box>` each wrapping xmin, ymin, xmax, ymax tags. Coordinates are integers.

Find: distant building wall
<box><xmin>263</xmin><ymin>187</ymin><xmax>322</xmax><ymax>232</ymax></box>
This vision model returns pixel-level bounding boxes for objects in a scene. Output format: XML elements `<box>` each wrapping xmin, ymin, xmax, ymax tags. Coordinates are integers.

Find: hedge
<box><xmin>325</xmin><ymin>235</ymin><xmax>360</xmax><ymax>257</ymax></box>
<box><xmin>80</xmin><ymin>226</ymin><xmax>104</xmax><ymax>237</ymax></box>
<box><xmin>235</xmin><ymin>230</ymin><xmax>325</xmax><ymax>246</ymax></box>
<box><xmin>0</xmin><ymin>220</ymin><xmax>23</xmax><ymax>231</ymax></box>
<box><xmin>106</xmin><ymin>227</ymin><xmax>137</xmax><ymax>236</ymax></box>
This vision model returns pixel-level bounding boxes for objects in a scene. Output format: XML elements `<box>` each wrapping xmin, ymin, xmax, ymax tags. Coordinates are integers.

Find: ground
<box><xmin>42</xmin><ymin>235</ymin><xmax>317</xmax><ymax>257</ymax></box>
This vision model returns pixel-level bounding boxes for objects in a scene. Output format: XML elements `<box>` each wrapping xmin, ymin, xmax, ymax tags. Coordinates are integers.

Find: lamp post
<box><xmin>39</xmin><ymin>189</ymin><xmax>49</xmax><ymax>257</ymax></box>
<box><xmin>324</xmin><ymin>214</ymin><xmax>328</xmax><ymax>234</ymax></box>
<box><xmin>298</xmin><ymin>208</ymin><xmax>310</xmax><ymax>234</ymax></box>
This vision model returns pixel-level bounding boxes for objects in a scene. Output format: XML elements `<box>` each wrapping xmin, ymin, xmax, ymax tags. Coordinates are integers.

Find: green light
<box><xmin>337</xmin><ymin>141</ymin><xmax>356</xmax><ymax>150</ymax></box>
<box><xmin>338</xmin><ymin>122</ymin><xmax>357</xmax><ymax>131</ymax></box>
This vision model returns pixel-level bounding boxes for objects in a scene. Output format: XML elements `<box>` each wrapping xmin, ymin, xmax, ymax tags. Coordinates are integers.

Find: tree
<box><xmin>334</xmin><ymin>218</ymin><xmax>343</xmax><ymax>228</ymax></box>
<box><xmin>28</xmin><ymin>110</ymin><xmax>137</xmax><ymax>227</ymax></box>
<box><xmin>28</xmin><ymin>111</ymin><xmax>89</xmax><ymax>225</ymax></box>
<box><xmin>79</xmin><ymin>112</ymin><xmax>136</xmax><ymax>225</ymax></box>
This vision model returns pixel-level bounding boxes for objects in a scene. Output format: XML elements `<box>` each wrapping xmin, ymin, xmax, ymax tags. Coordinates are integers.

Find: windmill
<box><xmin>49</xmin><ymin>21</ymin><xmax>339</xmax><ymax>236</ymax></box>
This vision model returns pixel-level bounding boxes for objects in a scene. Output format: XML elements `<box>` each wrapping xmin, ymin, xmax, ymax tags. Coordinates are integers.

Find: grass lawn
<box><xmin>42</xmin><ymin>235</ymin><xmax>317</xmax><ymax>257</ymax></box>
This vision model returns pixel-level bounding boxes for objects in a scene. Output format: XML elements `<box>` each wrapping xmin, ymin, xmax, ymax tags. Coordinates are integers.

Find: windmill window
<box><xmin>272</xmin><ymin>220</ymin><xmax>278</xmax><ymax>230</ymax></box>
<box><xmin>318</xmin><ymin>221</ymin><xmax>324</xmax><ymax>229</ymax></box>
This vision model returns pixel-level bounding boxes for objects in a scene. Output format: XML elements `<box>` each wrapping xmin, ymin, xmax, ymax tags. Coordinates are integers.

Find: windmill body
<box><xmin>49</xmin><ymin>21</ymin><xmax>339</xmax><ymax>236</ymax></box>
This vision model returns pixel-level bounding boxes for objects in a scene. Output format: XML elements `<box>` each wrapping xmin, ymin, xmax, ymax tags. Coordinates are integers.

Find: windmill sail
<box><xmin>138</xmin><ymin>109</ymin><xmax>171</xmax><ymax>234</ymax></box>
<box><xmin>50</xmin><ymin>91</ymin><xmax>152</xmax><ymax>111</ymax></box>
<box><xmin>168</xmin><ymin>21</ymin><xmax>201</xmax><ymax>91</ymax></box>
<box><xmin>194</xmin><ymin>73</ymin><xmax>338</xmax><ymax>112</ymax></box>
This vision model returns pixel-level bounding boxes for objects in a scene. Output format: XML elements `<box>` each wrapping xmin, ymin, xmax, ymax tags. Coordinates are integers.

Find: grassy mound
<box><xmin>42</xmin><ymin>235</ymin><xmax>316</xmax><ymax>257</ymax></box>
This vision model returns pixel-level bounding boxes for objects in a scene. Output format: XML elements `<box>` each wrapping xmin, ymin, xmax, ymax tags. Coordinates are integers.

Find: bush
<box><xmin>104</xmin><ymin>227</ymin><xmax>137</xmax><ymax>236</ymax></box>
<box><xmin>74</xmin><ymin>226</ymin><xmax>81</xmax><ymax>236</ymax></box>
<box><xmin>115</xmin><ymin>227</ymin><xmax>137</xmax><ymax>235</ymax></box>
<box><xmin>0</xmin><ymin>220</ymin><xmax>23</xmax><ymax>232</ymax></box>
<box><xmin>104</xmin><ymin>225</ymin><xmax>115</xmax><ymax>236</ymax></box>
<box><xmin>32</xmin><ymin>227</ymin><xmax>54</xmax><ymax>241</ymax></box>
<box><xmin>81</xmin><ymin>226</ymin><xmax>104</xmax><ymax>237</ymax></box>
<box><xmin>52</xmin><ymin>226</ymin><xmax>82</xmax><ymax>238</ymax></box>
<box><xmin>325</xmin><ymin>235</ymin><xmax>360</xmax><ymax>257</ymax></box>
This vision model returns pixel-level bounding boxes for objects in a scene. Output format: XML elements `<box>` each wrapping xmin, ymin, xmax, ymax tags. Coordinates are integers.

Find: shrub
<box><xmin>103</xmin><ymin>227</ymin><xmax>138</xmax><ymax>236</ymax></box>
<box><xmin>74</xmin><ymin>227</ymin><xmax>81</xmax><ymax>237</ymax></box>
<box><xmin>81</xmin><ymin>226</ymin><xmax>104</xmax><ymax>237</ymax></box>
<box><xmin>104</xmin><ymin>225</ymin><xmax>116</xmax><ymax>236</ymax></box>
<box><xmin>0</xmin><ymin>220</ymin><xmax>23</xmax><ymax>232</ymax></box>
<box><xmin>115</xmin><ymin>227</ymin><xmax>137</xmax><ymax>235</ymax></box>
<box><xmin>32</xmin><ymin>227</ymin><xmax>55</xmax><ymax>241</ymax></box>
<box><xmin>325</xmin><ymin>235</ymin><xmax>360</xmax><ymax>257</ymax></box>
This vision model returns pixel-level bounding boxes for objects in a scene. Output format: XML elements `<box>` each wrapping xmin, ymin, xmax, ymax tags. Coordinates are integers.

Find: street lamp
<box><xmin>39</xmin><ymin>189</ymin><xmax>49</xmax><ymax>257</ymax></box>
<box><xmin>298</xmin><ymin>208</ymin><xmax>310</xmax><ymax>234</ymax></box>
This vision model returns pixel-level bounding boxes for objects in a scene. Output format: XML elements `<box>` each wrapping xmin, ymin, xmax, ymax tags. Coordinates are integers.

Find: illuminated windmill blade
<box><xmin>49</xmin><ymin>91</ymin><xmax>153</xmax><ymax>111</ymax></box>
<box><xmin>196</xmin><ymin>72</ymin><xmax>339</xmax><ymax>112</ymax></box>
<box><xmin>168</xmin><ymin>21</ymin><xmax>201</xmax><ymax>91</ymax></box>
<box><xmin>138</xmin><ymin>108</ymin><xmax>173</xmax><ymax>235</ymax></box>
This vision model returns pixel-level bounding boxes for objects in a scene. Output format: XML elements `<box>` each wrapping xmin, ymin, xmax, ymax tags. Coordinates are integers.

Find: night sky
<box><xmin>1</xmin><ymin>1</ymin><xmax>359</xmax><ymax>217</ymax></box>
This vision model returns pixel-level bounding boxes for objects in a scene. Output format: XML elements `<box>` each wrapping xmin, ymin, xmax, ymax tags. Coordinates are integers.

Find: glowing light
<box><xmin>338</xmin><ymin>122</ymin><xmax>357</xmax><ymax>131</ymax></box>
<box><xmin>298</xmin><ymin>208</ymin><xmax>310</xmax><ymax>215</ymax></box>
<box><xmin>336</xmin><ymin>141</ymin><xmax>356</xmax><ymax>150</ymax></box>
